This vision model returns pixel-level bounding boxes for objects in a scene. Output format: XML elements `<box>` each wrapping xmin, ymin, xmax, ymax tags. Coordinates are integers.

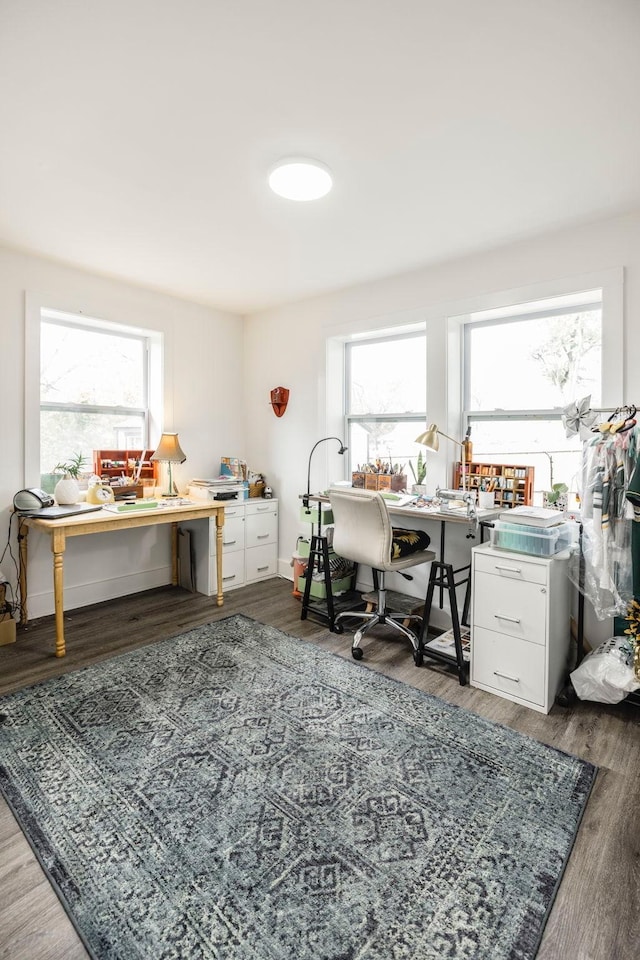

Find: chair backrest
<box><xmin>328</xmin><ymin>487</ymin><xmax>393</xmax><ymax>570</ymax></box>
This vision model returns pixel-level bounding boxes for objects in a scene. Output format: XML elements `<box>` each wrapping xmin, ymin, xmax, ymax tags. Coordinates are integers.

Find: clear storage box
<box><xmin>490</xmin><ymin>519</ymin><xmax>576</xmax><ymax>557</ymax></box>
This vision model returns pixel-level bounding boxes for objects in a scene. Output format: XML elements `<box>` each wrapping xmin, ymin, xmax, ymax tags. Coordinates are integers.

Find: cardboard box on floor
<box><xmin>0</xmin><ymin>583</ymin><xmax>16</xmax><ymax>645</ymax></box>
<box><xmin>0</xmin><ymin>613</ymin><xmax>16</xmax><ymax>646</ymax></box>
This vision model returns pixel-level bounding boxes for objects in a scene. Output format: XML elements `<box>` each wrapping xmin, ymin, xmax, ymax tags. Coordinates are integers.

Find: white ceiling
<box><xmin>1</xmin><ymin>0</ymin><xmax>639</xmax><ymax>315</ymax></box>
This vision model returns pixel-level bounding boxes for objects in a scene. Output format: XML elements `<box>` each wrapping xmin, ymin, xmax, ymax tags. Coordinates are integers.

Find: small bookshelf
<box><xmin>93</xmin><ymin>449</ymin><xmax>159</xmax><ymax>484</ymax></box>
<box><xmin>454</xmin><ymin>462</ymin><xmax>534</xmax><ymax>508</ymax></box>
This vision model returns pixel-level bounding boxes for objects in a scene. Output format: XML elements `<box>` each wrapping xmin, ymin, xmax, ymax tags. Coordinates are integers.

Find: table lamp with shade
<box><xmin>415</xmin><ymin>423</ymin><xmax>468</xmax><ymax>494</ymax></box>
<box><xmin>151</xmin><ymin>433</ymin><xmax>186</xmax><ymax>497</ymax></box>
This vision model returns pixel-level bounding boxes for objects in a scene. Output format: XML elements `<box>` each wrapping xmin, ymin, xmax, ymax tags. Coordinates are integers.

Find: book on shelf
<box><xmin>499</xmin><ymin>506</ymin><xmax>565</xmax><ymax>527</ymax></box>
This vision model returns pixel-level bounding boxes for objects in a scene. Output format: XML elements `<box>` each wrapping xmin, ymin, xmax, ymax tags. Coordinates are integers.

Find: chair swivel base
<box><xmin>334</xmin><ymin>608</ymin><xmax>423</xmax><ymax>661</ymax></box>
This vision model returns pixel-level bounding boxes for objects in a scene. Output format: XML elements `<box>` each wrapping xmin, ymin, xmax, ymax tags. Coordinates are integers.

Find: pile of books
<box><xmin>498</xmin><ymin>506</ymin><xmax>566</xmax><ymax>527</ymax></box>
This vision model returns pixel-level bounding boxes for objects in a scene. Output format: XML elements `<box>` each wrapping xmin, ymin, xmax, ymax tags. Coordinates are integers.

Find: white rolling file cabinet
<box><xmin>181</xmin><ymin>499</ymin><xmax>278</xmax><ymax>595</ymax></box>
<box><xmin>470</xmin><ymin>542</ymin><xmax>571</xmax><ymax>714</ymax></box>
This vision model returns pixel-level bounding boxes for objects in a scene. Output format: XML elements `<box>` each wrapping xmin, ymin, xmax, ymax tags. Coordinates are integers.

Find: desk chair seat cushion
<box><xmin>391</xmin><ymin>527</ymin><xmax>431</xmax><ymax>560</ymax></box>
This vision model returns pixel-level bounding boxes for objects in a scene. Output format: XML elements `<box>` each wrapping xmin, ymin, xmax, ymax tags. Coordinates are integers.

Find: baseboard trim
<box><xmin>24</xmin><ymin>567</ymin><xmax>173</xmax><ymax>620</ymax></box>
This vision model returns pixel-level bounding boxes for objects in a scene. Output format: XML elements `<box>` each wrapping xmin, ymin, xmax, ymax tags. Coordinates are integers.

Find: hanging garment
<box><xmin>625</xmin><ymin>455</ymin><xmax>640</xmax><ymax>599</ymax></box>
<box><xmin>579</xmin><ymin>425</ymin><xmax>637</xmax><ymax>619</ymax></box>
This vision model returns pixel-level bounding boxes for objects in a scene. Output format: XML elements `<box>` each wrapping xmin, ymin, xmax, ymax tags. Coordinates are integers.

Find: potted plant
<box><xmin>542</xmin><ymin>481</ymin><xmax>569</xmax><ymax>511</ymax></box>
<box><xmin>52</xmin><ymin>452</ymin><xmax>87</xmax><ymax>504</ymax></box>
<box><xmin>410</xmin><ymin>450</ymin><xmax>427</xmax><ymax>495</ymax></box>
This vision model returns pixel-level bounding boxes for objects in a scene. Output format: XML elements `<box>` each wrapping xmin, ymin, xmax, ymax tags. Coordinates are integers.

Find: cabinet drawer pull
<box><xmin>494</xmin><ymin>613</ymin><xmax>521</xmax><ymax>624</ymax></box>
<box><xmin>494</xmin><ymin>564</ymin><xmax>523</xmax><ymax>574</ymax></box>
<box><xmin>493</xmin><ymin>670</ymin><xmax>520</xmax><ymax>683</ymax></box>
<box><xmin>256</xmin><ymin>506</ymin><xmax>269</xmax><ymax>511</ymax></box>
<box><xmin>257</xmin><ymin>565</ymin><xmax>269</xmax><ymax>571</ymax></box>
<box><xmin>223</xmin><ymin>574</ymin><xmax>236</xmax><ymax>581</ymax></box>
<box><xmin>257</xmin><ymin>533</ymin><xmax>269</xmax><ymax>539</ymax></box>
<box><xmin>223</xmin><ymin>539</ymin><xmax>237</xmax><ymax>546</ymax></box>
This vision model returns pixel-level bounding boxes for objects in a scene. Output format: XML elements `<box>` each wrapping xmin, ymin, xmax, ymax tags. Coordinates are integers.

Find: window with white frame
<box><xmin>463</xmin><ymin>290</ymin><xmax>603</xmax><ymax>502</ymax></box>
<box><xmin>344</xmin><ymin>330</ymin><xmax>427</xmax><ymax>486</ymax></box>
<box><xmin>38</xmin><ymin>310</ymin><xmax>157</xmax><ymax>487</ymax></box>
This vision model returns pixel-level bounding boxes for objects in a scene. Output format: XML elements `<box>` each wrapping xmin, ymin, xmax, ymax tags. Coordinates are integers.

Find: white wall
<box><xmin>3</xmin><ymin>210</ymin><xmax>638</xmax><ymax>639</ymax></box>
<box><xmin>244</xmin><ymin>211</ymin><xmax>640</xmax><ymax>645</ymax></box>
<box><xmin>0</xmin><ymin>246</ymin><xmax>245</xmax><ymax>617</ymax></box>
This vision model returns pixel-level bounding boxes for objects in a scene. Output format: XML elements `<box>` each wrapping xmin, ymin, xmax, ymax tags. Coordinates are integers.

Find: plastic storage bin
<box><xmin>297</xmin><ymin>573</ymin><xmax>354</xmax><ymax>599</ymax></box>
<box><xmin>300</xmin><ymin>503</ymin><xmax>334</xmax><ymax>525</ymax></box>
<box><xmin>490</xmin><ymin>520</ymin><xmax>575</xmax><ymax>557</ymax></box>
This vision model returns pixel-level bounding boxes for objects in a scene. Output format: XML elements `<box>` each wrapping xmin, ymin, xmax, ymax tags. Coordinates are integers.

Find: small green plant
<box><xmin>545</xmin><ymin>481</ymin><xmax>568</xmax><ymax>505</ymax></box>
<box><xmin>410</xmin><ymin>450</ymin><xmax>426</xmax><ymax>485</ymax></box>
<box><xmin>53</xmin><ymin>451</ymin><xmax>87</xmax><ymax>479</ymax></box>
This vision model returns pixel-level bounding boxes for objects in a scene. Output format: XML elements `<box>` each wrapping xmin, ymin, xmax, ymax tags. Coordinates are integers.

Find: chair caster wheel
<box><xmin>413</xmin><ymin>649</ymin><xmax>423</xmax><ymax>667</ymax></box>
<box><xmin>333</xmin><ymin>623</ymin><xmax>344</xmax><ymax>634</ymax></box>
<box><xmin>352</xmin><ymin>647</ymin><xmax>363</xmax><ymax>660</ymax></box>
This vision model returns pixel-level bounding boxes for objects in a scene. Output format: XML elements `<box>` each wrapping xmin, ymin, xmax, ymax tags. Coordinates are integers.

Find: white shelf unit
<box><xmin>180</xmin><ymin>499</ymin><xmax>278</xmax><ymax>594</ymax></box>
<box><xmin>470</xmin><ymin>542</ymin><xmax>571</xmax><ymax>714</ymax></box>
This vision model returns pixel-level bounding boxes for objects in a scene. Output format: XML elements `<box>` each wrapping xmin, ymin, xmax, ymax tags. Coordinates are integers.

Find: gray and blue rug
<box><xmin>0</xmin><ymin>614</ymin><xmax>596</xmax><ymax>960</ymax></box>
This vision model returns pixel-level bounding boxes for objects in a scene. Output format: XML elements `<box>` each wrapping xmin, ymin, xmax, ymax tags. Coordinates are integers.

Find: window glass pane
<box><xmin>41</xmin><ymin>322</ymin><xmax>145</xmax><ymax>407</ymax></box>
<box><xmin>469</xmin><ymin>419</ymin><xmax>583</xmax><ymax>504</ymax></box>
<box><xmin>348</xmin><ymin>420</ymin><xmax>428</xmax><ymax>488</ymax></box>
<box><xmin>467</xmin><ymin>310</ymin><xmax>601</xmax><ymax>411</ymax></box>
<box><xmin>40</xmin><ymin>411</ymin><xmax>145</xmax><ymax>481</ymax></box>
<box><xmin>348</xmin><ymin>336</ymin><xmax>426</xmax><ymax>414</ymax></box>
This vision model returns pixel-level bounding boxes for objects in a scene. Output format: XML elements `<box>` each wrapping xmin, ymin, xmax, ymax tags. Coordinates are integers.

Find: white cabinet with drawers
<box><xmin>470</xmin><ymin>542</ymin><xmax>571</xmax><ymax>714</ymax></box>
<box><xmin>181</xmin><ymin>499</ymin><xmax>278</xmax><ymax>595</ymax></box>
<box><xmin>244</xmin><ymin>499</ymin><xmax>279</xmax><ymax>583</ymax></box>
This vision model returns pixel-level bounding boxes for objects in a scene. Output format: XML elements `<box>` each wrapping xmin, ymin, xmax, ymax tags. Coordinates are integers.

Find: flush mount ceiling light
<box><xmin>268</xmin><ymin>158</ymin><xmax>332</xmax><ymax>201</ymax></box>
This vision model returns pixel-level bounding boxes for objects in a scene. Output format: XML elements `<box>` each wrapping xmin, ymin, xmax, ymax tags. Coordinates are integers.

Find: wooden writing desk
<box><xmin>18</xmin><ymin>500</ymin><xmax>226</xmax><ymax>658</ymax></box>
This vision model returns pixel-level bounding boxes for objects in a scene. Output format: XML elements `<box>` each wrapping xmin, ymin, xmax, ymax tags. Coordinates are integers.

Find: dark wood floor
<box><xmin>1</xmin><ymin>577</ymin><xmax>638</xmax><ymax>960</ymax></box>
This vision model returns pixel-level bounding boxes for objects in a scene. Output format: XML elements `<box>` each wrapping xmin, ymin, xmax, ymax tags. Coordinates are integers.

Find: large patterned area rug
<box><xmin>0</xmin><ymin>615</ymin><xmax>595</xmax><ymax>960</ymax></box>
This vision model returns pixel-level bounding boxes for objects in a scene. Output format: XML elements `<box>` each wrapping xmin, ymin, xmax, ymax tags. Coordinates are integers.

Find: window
<box><xmin>344</xmin><ymin>330</ymin><xmax>427</xmax><ymax>482</ymax></box>
<box><xmin>463</xmin><ymin>291</ymin><xmax>603</xmax><ymax>500</ymax></box>
<box><xmin>38</xmin><ymin>310</ymin><xmax>157</xmax><ymax>486</ymax></box>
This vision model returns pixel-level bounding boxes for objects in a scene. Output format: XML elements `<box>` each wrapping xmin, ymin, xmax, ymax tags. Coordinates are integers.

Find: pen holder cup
<box><xmin>478</xmin><ymin>491</ymin><xmax>495</xmax><ymax>509</ymax></box>
<box><xmin>142</xmin><ymin>479</ymin><xmax>157</xmax><ymax>498</ymax></box>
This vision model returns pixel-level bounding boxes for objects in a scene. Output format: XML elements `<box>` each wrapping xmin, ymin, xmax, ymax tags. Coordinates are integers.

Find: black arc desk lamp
<box><xmin>300</xmin><ymin>437</ymin><xmax>348</xmax><ymax>633</ymax></box>
<box><xmin>303</xmin><ymin>437</ymin><xmax>348</xmax><ymax>509</ymax></box>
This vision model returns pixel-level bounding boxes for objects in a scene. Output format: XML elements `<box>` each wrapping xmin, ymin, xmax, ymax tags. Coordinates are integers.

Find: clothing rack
<box><xmin>560</xmin><ymin>404</ymin><xmax>640</xmax><ymax>706</ymax></box>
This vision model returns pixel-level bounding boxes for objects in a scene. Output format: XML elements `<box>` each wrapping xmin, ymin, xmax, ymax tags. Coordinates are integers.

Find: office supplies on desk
<box><xmin>379</xmin><ymin>492</ymin><xmax>416</xmax><ymax>507</ymax></box>
<box><xmin>102</xmin><ymin>500</ymin><xmax>159</xmax><ymax>513</ymax></box>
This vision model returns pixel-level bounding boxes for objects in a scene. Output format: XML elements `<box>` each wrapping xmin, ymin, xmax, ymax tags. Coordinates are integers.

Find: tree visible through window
<box><xmin>464</xmin><ymin>294</ymin><xmax>602</xmax><ymax>501</ymax></box>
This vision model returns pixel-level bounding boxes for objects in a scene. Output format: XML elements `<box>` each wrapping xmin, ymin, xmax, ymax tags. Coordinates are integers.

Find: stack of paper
<box><xmin>188</xmin><ymin>478</ymin><xmax>245</xmax><ymax>500</ymax></box>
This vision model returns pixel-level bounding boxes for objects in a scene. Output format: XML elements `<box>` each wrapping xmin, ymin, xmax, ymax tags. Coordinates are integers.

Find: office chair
<box><xmin>328</xmin><ymin>487</ymin><xmax>436</xmax><ymax>661</ymax></box>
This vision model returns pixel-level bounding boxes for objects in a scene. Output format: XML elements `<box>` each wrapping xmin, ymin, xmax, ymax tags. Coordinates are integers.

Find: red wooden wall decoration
<box><xmin>270</xmin><ymin>386</ymin><xmax>289</xmax><ymax>417</ymax></box>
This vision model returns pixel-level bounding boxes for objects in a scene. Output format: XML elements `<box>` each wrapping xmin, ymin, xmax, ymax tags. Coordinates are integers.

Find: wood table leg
<box><xmin>51</xmin><ymin>529</ymin><xmax>67</xmax><ymax>658</ymax></box>
<box><xmin>215</xmin><ymin>511</ymin><xmax>224</xmax><ymax>607</ymax></box>
<box><xmin>18</xmin><ymin>520</ymin><xmax>29</xmax><ymax>625</ymax></box>
<box><xmin>171</xmin><ymin>522</ymin><xmax>179</xmax><ymax>585</ymax></box>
